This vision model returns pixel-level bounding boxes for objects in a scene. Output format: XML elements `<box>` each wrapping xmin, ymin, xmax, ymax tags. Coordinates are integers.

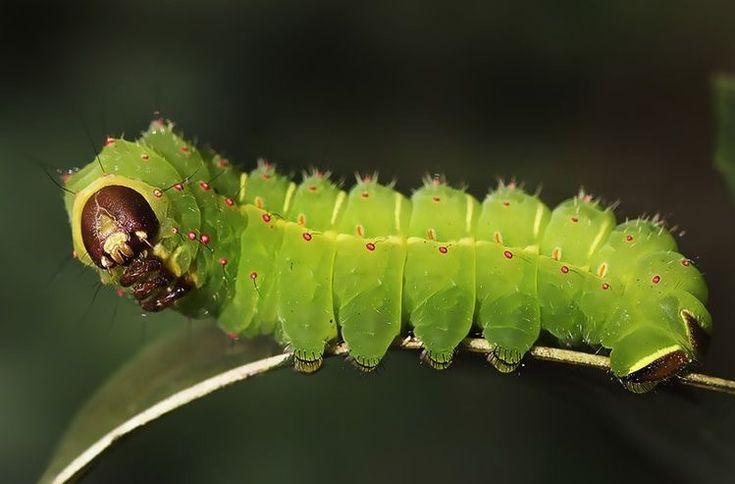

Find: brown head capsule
<box><xmin>81</xmin><ymin>185</ymin><xmax>159</xmax><ymax>269</ymax></box>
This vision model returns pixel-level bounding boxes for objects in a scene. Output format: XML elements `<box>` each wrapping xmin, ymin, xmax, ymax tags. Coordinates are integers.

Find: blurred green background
<box><xmin>3</xmin><ymin>1</ymin><xmax>735</xmax><ymax>482</ymax></box>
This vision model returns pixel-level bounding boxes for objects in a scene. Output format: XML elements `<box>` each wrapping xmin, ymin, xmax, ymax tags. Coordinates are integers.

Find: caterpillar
<box><xmin>61</xmin><ymin>119</ymin><xmax>712</xmax><ymax>393</ymax></box>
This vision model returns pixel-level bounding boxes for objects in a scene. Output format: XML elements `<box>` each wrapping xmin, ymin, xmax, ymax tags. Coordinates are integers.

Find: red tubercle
<box><xmin>625</xmin><ymin>234</ymin><xmax>634</xmax><ymax>242</ymax></box>
<box><xmin>302</xmin><ymin>232</ymin><xmax>312</xmax><ymax>241</ymax></box>
<box><xmin>187</xmin><ymin>231</ymin><xmax>197</xmax><ymax>241</ymax></box>
<box><xmin>652</xmin><ymin>275</ymin><xmax>661</xmax><ymax>284</ymax></box>
<box><xmin>200</xmin><ymin>234</ymin><xmax>210</xmax><ymax>245</ymax></box>
<box><xmin>225</xmin><ymin>197</ymin><xmax>235</xmax><ymax>207</ymax></box>
<box><xmin>116</xmin><ymin>288</ymin><xmax>126</xmax><ymax>297</ymax></box>
<box><xmin>180</xmin><ymin>146</ymin><xmax>190</xmax><ymax>154</ymax></box>
<box><xmin>602</xmin><ymin>283</ymin><xmax>610</xmax><ymax>290</ymax></box>
<box><xmin>366</xmin><ymin>242</ymin><xmax>376</xmax><ymax>252</ymax></box>
<box><xmin>227</xmin><ymin>332</ymin><xmax>239</xmax><ymax>341</ymax></box>
<box><xmin>104</xmin><ymin>137</ymin><xmax>116</xmax><ymax>147</ymax></box>
<box><xmin>199</xmin><ymin>181</ymin><xmax>211</xmax><ymax>191</ymax></box>
<box><xmin>681</xmin><ymin>258</ymin><xmax>691</xmax><ymax>267</ymax></box>
<box><xmin>173</xmin><ymin>183</ymin><xmax>184</xmax><ymax>192</ymax></box>
<box><xmin>503</xmin><ymin>250</ymin><xmax>513</xmax><ymax>259</ymax></box>
<box><xmin>261</xmin><ymin>213</ymin><xmax>272</xmax><ymax>223</ymax></box>
<box><xmin>438</xmin><ymin>246</ymin><xmax>448</xmax><ymax>254</ymax></box>
<box><xmin>561</xmin><ymin>265</ymin><xmax>570</xmax><ymax>274</ymax></box>
<box><xmin>249</xmin><ymin>271</ymin><xmax>258</xmax><ymax>280</ymax></box>
<box><xmin>217</xmin><ymin>158</ymin><xmax>230</xmax><ymax>168</ymax></box>
<box><xmin>219</xmin><ymin>257</ymin><xmax>228</xmax><ymax>266</ymax></box>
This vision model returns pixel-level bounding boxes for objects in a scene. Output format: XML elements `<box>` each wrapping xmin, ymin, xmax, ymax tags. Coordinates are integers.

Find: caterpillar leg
<box><xmin>486</xmin><ymin>343</ymin><xmax>526</xmax><ymax>373</ymax></box>
<box><xmin>276</xmin><ymin>225</ymin><xmax>338</xmax><ymax>374</ymax></box>
<box><xmin>404</xmin><ymin>239</ymin><xmax>476</xmax><ymax>371</ymax></box>
<box><xmin>293</xmin><ymin>349</ymin><xmax>324</xmax><ymax>374</ymax></box>
<box><xmin>483</xmin><ymin>314</ymin><xmax>539</xmax><ymax>373</ymax></box>
<box><xmin>475</xmin><ymin>243</ymin><xmax>540</xmax><ymax>373</ymax></box>
<box><xmin>333</xmin><ymin>235</ymin><xmax>406</xmax><ymax>373</ymax></box>
<box><xmin>420</xmin><ymin>349</ymin><xmax>455</xmax><ymax>370</ymax></box>
<box><xmin>345</xmin><ymin>355</ymin><xmax>382</xmax><ymax>372</ymax></box>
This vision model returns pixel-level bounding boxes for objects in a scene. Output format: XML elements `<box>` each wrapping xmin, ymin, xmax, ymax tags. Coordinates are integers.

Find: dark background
<box><xmin>3</xmin><ymin>1</ymin><xmax>735</xmax><ymax>483</ymax></box>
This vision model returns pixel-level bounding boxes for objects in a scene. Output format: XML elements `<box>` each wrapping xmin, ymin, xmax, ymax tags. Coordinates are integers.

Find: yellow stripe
<box><xmin>282</xmin><ymin>182</ymin><xmax>296</xmax><ymax>213</ymax></box>
<box><xmin>238</xmin><ymin>173</ymin><xmax>248</xmax><ymax>204</ymax></box>
<box><xmin>588</xmin><ymin>217</ymin><xmax>613</xmax><ymax>258</ymax></box>
<box><xmin>627</xmin><ymin>344</ymin><xmax>683</xmax><ymax>373</ymax></box>
<box><xmin>394</xmin><ymin>193</ymin><xmax>403</xmax><ymax>233</ymax></box>
<box><xmin>330</xmin><ymin>191</ymin><xmax>346</xmax><ymax>227</ymax></box>
<box><xmin>465</xmin><ymin>194</ymin><xmax>474</xmax><ymax>233</ymax></box>
<box><xmin>532</xmin><ymin>203</ymin><xmax>545</xmax><ymax>239</ymax></box>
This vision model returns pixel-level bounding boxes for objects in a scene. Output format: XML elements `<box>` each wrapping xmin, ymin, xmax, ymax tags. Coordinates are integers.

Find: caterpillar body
<box><xmin>63</xmin><ymin>120</ymin><xmax>712</xmax><ymax>393</ymax></box>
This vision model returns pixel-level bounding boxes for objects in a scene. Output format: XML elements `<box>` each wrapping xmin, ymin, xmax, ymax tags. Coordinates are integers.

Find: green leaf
<box><xmin>39</xmin><ymin>325</ymin><xmax>283</xmax><ymax>484</ymax></box>
<box><xmin>714</xmin><ymin>74</ymin><xmax>735</xmax><ymax>199</ymax></box>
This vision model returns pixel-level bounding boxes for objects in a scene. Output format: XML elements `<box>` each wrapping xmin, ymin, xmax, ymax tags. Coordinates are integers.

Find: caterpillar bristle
<box><xmin>487</xmin><ymin>347</ymin><xmax>523</xmax><ymax>373</ymax></box>
<box><xmin>293</xmin><ymin>353</ymin><xmax>324</xmax><ymax>374</ymax></box>
<box><xmin>346</xmin><ymin>355</ymin><xmax>380</xmax><ymax>372</ymax></box>
<box><xmin>618</xmin><ymin>379</ymin><xmax>660</xmax><ymax>394</ymax></box>
<box><xmin>420</xmin><ymin>349</ymin><xmax>454</xmax><ymax>370</ymax></box>
<box><xmin>422</xmin><ymin>173</ymin><xmax>447</xmax><ymax>187</ymax></box>
<box><xmin>355</xmin><ymin>171</ymin><xmax>380</xmax><ymax>184</ymax></box>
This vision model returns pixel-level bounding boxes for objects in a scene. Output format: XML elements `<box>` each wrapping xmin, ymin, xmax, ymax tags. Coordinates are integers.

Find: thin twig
<box><xmin>378</xmin><ymin>336</ymin><xmax>735</xmax><ymax>396</ymax></box>
<box><xmin>46</xmin><ymin>337</ymin><xmax>735</xmax><ymax>484</ymax></box>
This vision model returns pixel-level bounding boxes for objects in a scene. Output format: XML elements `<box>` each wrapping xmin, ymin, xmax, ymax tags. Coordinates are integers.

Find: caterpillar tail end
<box><xmin>618</xmin><ymin>348</ymin><xmax>691</xmax><ymax>394</ymax></box>
<box><xmin>487</xmin><ymin>346</ymin><xmax>523</xmax><ymax>373</ymax></box>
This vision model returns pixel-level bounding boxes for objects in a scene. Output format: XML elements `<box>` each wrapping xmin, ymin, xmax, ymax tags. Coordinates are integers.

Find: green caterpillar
<box><xmin>63</xmin><ymin>119</ymin><xmax>712</xmax><ymax>392</ymax></box>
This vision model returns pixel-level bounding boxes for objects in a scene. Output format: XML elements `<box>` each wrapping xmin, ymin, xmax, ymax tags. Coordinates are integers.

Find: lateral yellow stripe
<box><xmin>394</xmin><ymin>193</ymin><xmax>403</xmax><ymax>233</ymax></box>
<box><xmin>282</xmin><ymin>182</ymin><xmax>296</xmax><ymax>213</ymax></box>
<box><xmin>330</xmin><ymin>191</ymin><xmax>346</xmax><ymax>227</ymax></box>
<box><xmin>627</xmin><ymin>345</ymin><xmax>683</xmax><ymax>373</ymax></box>
<box><xmin>532</xmin><ymin>203</ymin><xmax>544</xmax><ymax>239</ymax></box>
<box><xmin>465</xmin><ymin>194</ymin><xmax>474</xmax><ymax>233</ymax></box>
<box><xmin>238</xmin><ymin>173</ymin><xmax>248</xmax><ymax>204</ymax></box>
<box><xmin>588</xmin><ymin>217</ymin><xmax>613</xmax><ymax>259</ymax></box>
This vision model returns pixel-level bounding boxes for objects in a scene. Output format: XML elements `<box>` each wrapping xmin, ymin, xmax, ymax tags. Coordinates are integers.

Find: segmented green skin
<box><xmin>64</xmin><ymin>122</ymin><xmax>712</xmax><ymax>387</ymax></box>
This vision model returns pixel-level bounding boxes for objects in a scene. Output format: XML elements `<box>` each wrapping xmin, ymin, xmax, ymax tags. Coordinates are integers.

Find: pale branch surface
<box><xmin>43</xmin><ymin>334</ymin><xmax>735</xmax><ymax>484</ymax></box>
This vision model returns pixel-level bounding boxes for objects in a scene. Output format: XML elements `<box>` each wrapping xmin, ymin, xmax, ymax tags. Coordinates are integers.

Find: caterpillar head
<box><xmin>67</xmin><ymin>174</ymin><xmax>195</xmax><ymax>312</ymax></box>
<box><xmin>80</xmin><ymin>185</ymin><xmax>159</xmax><ymax>269</ymax></box>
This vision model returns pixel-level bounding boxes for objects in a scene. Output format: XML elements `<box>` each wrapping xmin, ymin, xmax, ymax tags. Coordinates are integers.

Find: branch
<box><xmin>46</xmin><ymin>337</ymin><xmax>735</xmax><ymax>484</ymax></box>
